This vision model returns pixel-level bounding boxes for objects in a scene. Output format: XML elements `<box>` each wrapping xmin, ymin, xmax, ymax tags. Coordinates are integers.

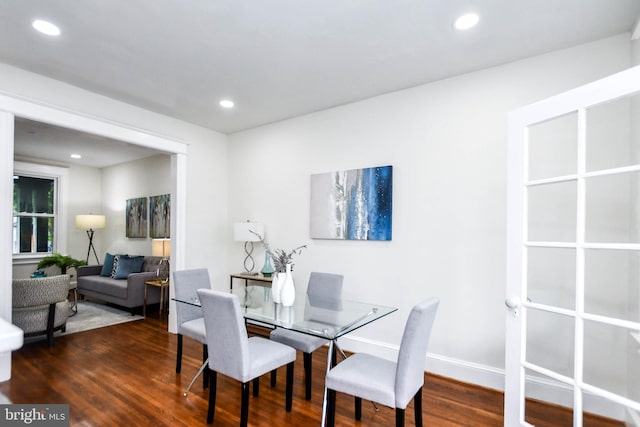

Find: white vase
<box><xmin>272</xmin><ymin>271</ymin><xmax>285</xmax><ymax>304</ymax></box>
<box><xmin>281</xmin><ymin>264</ymin><xmax>295</xmax><ymax>307</ymax></box>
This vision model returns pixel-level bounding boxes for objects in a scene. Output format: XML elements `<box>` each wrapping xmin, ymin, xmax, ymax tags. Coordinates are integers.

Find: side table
<box><xmin>144</xmin><ymin>279</ymin><xmax>170</xmax><ymax>317</ymax></box>
<box><xmin>68</xmin><ymin>280</ymin><xmax>78</xmax><ymax>316</ymax></box>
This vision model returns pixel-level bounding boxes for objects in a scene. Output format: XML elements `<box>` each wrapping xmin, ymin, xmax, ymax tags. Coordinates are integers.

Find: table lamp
<box><xmin>76</xmin><ymin>214</ymin><xmax>106</xmax><ymax>264</ymax></box>
<box><xmin>233</xmin><ymin>221</ymin><xmax>264</xmax><ymax>275</ymax></box>
<box><xmin>152</xmin><ymin>238</ymin><xmax>171</xmax><ymax>283</ymax></box>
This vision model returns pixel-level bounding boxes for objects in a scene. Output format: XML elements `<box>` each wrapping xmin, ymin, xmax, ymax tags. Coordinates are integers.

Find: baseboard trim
<box><xmin>337</xmin><ymin>334</ymin><xmax>625</xmax><ymax>422</ymax></box>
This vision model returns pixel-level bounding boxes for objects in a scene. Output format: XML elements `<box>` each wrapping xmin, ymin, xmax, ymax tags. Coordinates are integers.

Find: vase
<box><xmin>260</xmin><ymin>252</ymin><xmax>275</xmax><ymax>277</ymax></box>
<box><xmin>281</xmin><ymin>264</ymin><xmax>295</xmax><ymax>307</ymax></box>
<box><xmin>272</xmin><ymin>271</ymin><xmax>285</xmax><ymax>304</ymax></box>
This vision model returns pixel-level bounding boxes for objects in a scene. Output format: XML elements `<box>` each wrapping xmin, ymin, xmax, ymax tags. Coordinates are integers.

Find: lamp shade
<box><xmin>152</xmin><ymin>239</ymin><xmax>171</xmax><ymax>257</ymax></box>
<box><xmin>233</xmin><ymin>222</ymin><xmax>264</xmax><ymax>242</ymax></box>
<box><xmin>76</xmin><ymin>214</ymin><xmax>106</xmax><ymax>230</ymax></box>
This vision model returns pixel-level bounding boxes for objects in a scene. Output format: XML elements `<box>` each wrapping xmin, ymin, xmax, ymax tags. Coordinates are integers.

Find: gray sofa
<box><xmin>77</xmin><ymin>256</ymin><xmax>162</xmax><ymax>314</ymax></box>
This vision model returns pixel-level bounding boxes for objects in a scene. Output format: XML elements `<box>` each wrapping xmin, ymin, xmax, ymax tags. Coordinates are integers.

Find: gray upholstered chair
<box><xmin>197</xmin><ymin>288</ymin><xmax>296</xmax><ymax>426</ymax></box>
<box><xmin>270</xmin><ymin>272</ymin><xmax>344</xmax><ymax>399</ymax></box>
<box><xmin>325</xmin><ymin>297</ymin><xmax>440</xmax><ymax>427</ymax></box>
<box><xmin>12</xmin><ymin>274</ymin><xmax>71</xmax><ymax>347</ymax></box>
<box><xmin>173</xmin><ymin>269</ymin><xmax>210</xmax><ymax>389</ymax></box>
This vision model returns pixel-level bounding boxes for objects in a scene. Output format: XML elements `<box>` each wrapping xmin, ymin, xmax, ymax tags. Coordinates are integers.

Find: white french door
<box><xmin>505</xmin><ymin>65</ymin><xmax>640</xmax><ymax>426</ymax></box>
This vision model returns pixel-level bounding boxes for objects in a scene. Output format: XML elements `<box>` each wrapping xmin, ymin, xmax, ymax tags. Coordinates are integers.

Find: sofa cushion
<box><xmin>79</xmin><ymin>275</ymin><xmax>129</xmax><ymax>299</ymax></box>
<box><xmin>112</xmin><ymin>256</ymin><xmax>145</xmax><ymax>279</ymax></box>
<box><xmin>100</xmin><ymin>253</ymin><xmax>120</xmax><ymax>276</ymax></box>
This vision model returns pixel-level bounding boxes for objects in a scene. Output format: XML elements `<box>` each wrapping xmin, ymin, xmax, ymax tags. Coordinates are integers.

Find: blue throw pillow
<box><xmin>112</xmin><ymin>256</ymin><xmax>145</xmax><ymax>280</ymax></box>
<box><xmin>100</xmin><ymin>253</ymin><xmax>117</xmax><ymax>276</ymax></box>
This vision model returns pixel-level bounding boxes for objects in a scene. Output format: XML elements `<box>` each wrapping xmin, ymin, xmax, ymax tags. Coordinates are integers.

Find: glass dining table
<box><xmin>174</xmin><ymin>287</ymin><xmax>397</xmax><ymax>425</ymax></box>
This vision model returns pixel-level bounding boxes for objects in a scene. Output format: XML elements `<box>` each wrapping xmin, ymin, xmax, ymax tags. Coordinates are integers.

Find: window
<box><xmin>13</xmin><ymin>162</ymin><xmax>68</xmax><ymax>260</ymax></box>
<box><xmin>13</xmin><ymin>175</ymin><xmax>55</xmax><ymax>253</ymax></box>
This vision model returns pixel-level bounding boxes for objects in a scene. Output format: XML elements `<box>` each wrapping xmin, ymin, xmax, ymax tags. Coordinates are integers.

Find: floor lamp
<box><xmin>76</xmin><ymin>214</ymin><xmax>106</xmax><ymax>264</ymax></box>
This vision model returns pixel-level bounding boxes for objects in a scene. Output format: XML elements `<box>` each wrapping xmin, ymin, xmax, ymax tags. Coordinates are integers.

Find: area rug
<box><xmin>62</xmin><ymin>301</ymin><xmax>143</xmax><ymax>335</ymax></box>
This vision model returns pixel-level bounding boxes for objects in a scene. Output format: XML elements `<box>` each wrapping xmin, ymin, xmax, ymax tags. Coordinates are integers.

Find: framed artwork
<box><xmin>150</xmin><ymin>194</ymin><xmax>170</xmax><ymax>238</ymax></box>
<box><xmin>126</xmin><ymin>197</ymin><xmax>148</xmax><ymax>238</ymax></box>
<box><xmin>310</xmin><ymin>165</ymin><xmax>393</xmax><ymax>240</ymax></box>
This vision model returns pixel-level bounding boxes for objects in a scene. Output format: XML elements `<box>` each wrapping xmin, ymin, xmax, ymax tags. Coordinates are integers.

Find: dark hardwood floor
<box><xmin>0</xmin><ymin>310</ymin><xmax>623</xmax><ymax>426</ymax></box>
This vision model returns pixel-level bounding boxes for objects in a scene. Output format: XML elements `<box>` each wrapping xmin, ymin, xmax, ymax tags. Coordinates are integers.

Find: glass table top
<box><xmin>174</xmin><ymin>289</ymin><xmax>397</xmax><ymax>340</ymax></box>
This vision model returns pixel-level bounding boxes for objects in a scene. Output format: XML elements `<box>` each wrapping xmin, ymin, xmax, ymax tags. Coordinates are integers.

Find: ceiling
<box><xmin>2</xmin><ymin>1</ymin><xmax>640</xmax><ymax>165</ymax></box>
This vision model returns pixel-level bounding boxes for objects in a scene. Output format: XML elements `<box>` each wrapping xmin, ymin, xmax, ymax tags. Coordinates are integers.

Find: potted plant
<box><xmin>36</xmin><ymin>253</ymin><xmax>87</xmax><ymax>275</ymax></box>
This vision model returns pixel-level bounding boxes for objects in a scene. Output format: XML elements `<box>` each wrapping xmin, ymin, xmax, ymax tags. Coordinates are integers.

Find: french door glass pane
<box><xmin>528</xmin><ymin>112</ymin><xmax>577</xmax><ymax>181</ymax></box>
<box><xmin>586</xmin><ymin>93</ymin><xmax>640</xmax><ymax>172</ymax></box>
<box><xmin>524</xmin><ymin>367</ymin><xmax>574</xmax><ymax>426</ymax></box>
<box><xmin>585</xmin><ymin>249</ymin><xmax>639</xmax><ymax>322</ymax></box>
<box><xmin>583</xmin><ymin>320</ymin><xmax>635</xmax><ymax>401</ymax></box>
<box><xmin>585</xmin><ymin>172</ymin><xmax>638</xmax><ymax>243</ymax></box>
<box><xmin>527</xmin><ymin>247</ymin><xmax>575</xmax><ymax>310</ymax></box>
<box><xmin>526</xmin><ymin>308</ymin><xmax>574</xmax><ymax>377</ymax></box>
<box><xmin>528</xmin><ymin>181</ymin><xmax>576</xmax><ymax>242</ymax></box>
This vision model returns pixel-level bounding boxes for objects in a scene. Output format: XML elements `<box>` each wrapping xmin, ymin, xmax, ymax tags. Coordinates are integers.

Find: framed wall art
<box><xmin>310</xmin><ymin>165</ymin><xmax>393</xmax><ymax>240</ymax></box>
<box><xmin>126</xmin><ymin>197</ymin><xmax>148</xmax><ymax>238</ymax></box>
<box><xmin>150</xmin><ymin>194</ymin><xmax>170</xmax><ymax>238</ymax></box>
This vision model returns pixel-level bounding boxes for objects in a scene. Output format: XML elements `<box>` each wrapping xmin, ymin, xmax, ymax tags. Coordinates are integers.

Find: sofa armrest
<box><xmin>127</xmin><ymin>271</ymin><xmax>159</xmax><ymax>287</ymax></box>
<box><xmin>77</xmin><ymin>265</ymin><xmax>103</xmax><ymax>277</ymax></box>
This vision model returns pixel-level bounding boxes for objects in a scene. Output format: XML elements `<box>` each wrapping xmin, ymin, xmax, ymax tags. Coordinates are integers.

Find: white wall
<box><xmin>227</xmin><ymin>33</ymin><xmax>634</xmax><ymax>389</ymax></box>
<box><xmin>100</xmin><ymin>154</ymin><xmax>171</xmax><ymax>257</ymax></box>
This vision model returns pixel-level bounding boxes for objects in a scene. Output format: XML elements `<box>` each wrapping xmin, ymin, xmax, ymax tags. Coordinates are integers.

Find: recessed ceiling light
<box><xmin>32</xmin><ymin>19</ymin><xmax>61</xmax><ymax>36</ymax></box>
<box><xmin>219</xmin><ymin>99</ymin><xmax>235</xmax><ymax>109</ymax></box>
<box><xmin>454</xmin><ymin>13</ymin><xmax>479</xmax><ymax>31</ymax></box>
<box><xmin>70</xmin><ymin>154</ymin><xmax>82</xmax><ymax>159</ymax></box>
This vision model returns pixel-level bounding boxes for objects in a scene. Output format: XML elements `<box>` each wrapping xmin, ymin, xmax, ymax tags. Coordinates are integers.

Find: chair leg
<box><xmin>355</xmin><ymin>396</ymin><xmax>362</xmax><ymax>420</ymax></box>
<box><xmin>414</xmin><ymin>387</ymin><xmax>423</xmax><ymax>427</ymax></box>
<box><xmin>176</xmin><ymin>334</ymin><xmax>183</xmax><ymax>373</ymax></box>
<box><xmin>46</xmin><ymin>303</ymin><xmax>56</xmax><ymax>347</ymax></box>
<box><xmin>303</xmin><ymin>352</ymin><xmax>312</xmax><ymax>400</ymax></box>
<box><xmin>285</xmin><ymin>361</ymin><xmax>294</xmax><ymax>412</ymax></box>
<box><xmin>327</xmin><ymin>389</ymin><xmax>336</xmax><ymax>427</ymax></box>
<box><xmin>270</xmin><ymin>369</ymin><xmax>277</xmax><ymax>387</ymax></box>
<box><xmin>253</xmin><ymin>377</ymin><xmax>260</xmax><ymax>397</ymax></box>
<box><xmin>241</xmin><ymin>382</ymin><xmax>250</xmax><ymax>427</ymax></box>
<box><xmin>396</xmin><ymin>407</ymin><xmax>405</xmax><ymax>427</ymax></box>
<box><xmin>202</xmin><ymin>344</ymin><xmax>209</xmax><ymax>389</ymax></box>
<box><xmin>206</xmin><ymin>369</ymin><xmax>217</xmax><ymax>424</ymax></box>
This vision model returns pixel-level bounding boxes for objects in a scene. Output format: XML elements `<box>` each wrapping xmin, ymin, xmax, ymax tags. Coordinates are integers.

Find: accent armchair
<box><xmin>12</xmin><ymin>274</ymin><xmax>71</xmax><ymax>346</ymax></box>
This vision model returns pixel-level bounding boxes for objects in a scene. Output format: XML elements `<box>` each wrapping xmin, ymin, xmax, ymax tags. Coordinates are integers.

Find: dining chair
<box><xmin>173</xmin><ymin>268</ymin><xmax>210</xmax><ymax>389</ymax></box>
<box><xmin>197</xmin><ymin>289</ymin><xmax>296</xmax><ymax>426</ymax></box>
<box><xmin>269</xmin><ymin>272</ymin><xmax>344</xmax><ymax>400</ymax></box>
<box><xmin>325</xmin><ymin>297</ymin><xmax>439</xmax><ymax>427</ymax></box>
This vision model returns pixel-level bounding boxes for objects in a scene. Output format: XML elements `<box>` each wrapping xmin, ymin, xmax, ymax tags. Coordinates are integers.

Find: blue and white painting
<box><xmin>310</xmin><ymin>165</ymin><xmax>392</xmax><ymax>240</ymax></box>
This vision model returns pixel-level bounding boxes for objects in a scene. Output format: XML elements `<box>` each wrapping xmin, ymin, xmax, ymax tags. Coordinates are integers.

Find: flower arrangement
<box><xmin>251</xmin><ymin>231</ymin><xmax>306</xmax><ymax>273</ymax></box>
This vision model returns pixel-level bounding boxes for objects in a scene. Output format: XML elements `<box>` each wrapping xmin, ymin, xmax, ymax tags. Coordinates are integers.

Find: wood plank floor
<box><xmin>0</xmin><ymin>311</ymin><xmax>623</xmax><ymax>426</ymax></box>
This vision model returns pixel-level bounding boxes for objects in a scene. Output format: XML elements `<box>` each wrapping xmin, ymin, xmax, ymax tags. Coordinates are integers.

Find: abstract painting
<box><xmin>310</xmin><ymin>165</ymin><xmax>393</xmax><ymax>240</ymax></box>
<box><xmin>126</xmin><ymin>197</ymin><xmax>147</xmax><ymax>238</ymax></box>
<box><xmin>150</xmin><ymin>194</ymin><xmax>170</xmax><ymax>238</ymax></box>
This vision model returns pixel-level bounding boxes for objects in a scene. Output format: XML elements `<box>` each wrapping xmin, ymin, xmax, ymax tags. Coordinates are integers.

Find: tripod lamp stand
<box><xmin>76</xmin><ymin>214</ymin><xmax>106</xmax><ymax>264</ymax></box>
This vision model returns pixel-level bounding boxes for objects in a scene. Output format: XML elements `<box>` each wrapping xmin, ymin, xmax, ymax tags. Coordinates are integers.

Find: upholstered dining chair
<box><xmin>12</xmin><ymin>274</ymin><xmax>70</xmax><ymax>347</ymax></box>
<box><xmin>197</xmin><ymin>289</ymin><xmax>296</xmax><ymax>426</ymax></box>
<box><xmin>325</xmin><ymin>297</ymin><xmax>440</xmax><ymax>427</ymax></box>
<box><xmin>173</xmin><ymin>268</ymin><xmax>210</xmax><ymax>389</ymax></box>
<box><xmin>270</xmin><ymin>272</ymin><xmax>344</xmax><ymax>400</ymax></box>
